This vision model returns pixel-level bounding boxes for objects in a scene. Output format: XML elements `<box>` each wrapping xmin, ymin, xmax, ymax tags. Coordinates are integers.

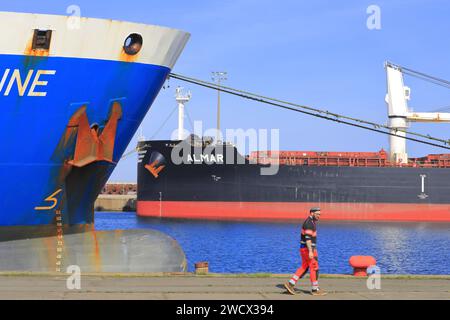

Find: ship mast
<box><xmin>385</xmin><ymin>62</ymin><xmax>450</xmax><ymax>164</ymax></box>
<box><xmin>175</xmin><ymin>86</ymin><xmax>191</xmax><ymax>141</ymax></box>
<box><xmin>212</xmin><ymin>71</ymin><xmax>227</xmax><ymax>143</ymax></box>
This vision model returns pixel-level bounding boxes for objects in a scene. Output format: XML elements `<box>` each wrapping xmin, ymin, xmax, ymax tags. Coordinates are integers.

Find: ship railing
<box><xmin>251</xmin><ymin>157</ymin><xmax>450</xmax><ymax>168</ymax></box>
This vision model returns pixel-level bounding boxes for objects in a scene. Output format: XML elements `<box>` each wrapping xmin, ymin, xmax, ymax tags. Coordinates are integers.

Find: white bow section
<box><xmin>0</xmin><ymin>11</ymin><xmax>190</xmax><ymax>69</ymax></box>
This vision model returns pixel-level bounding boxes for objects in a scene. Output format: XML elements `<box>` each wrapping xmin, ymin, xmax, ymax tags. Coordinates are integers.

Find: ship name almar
<box><xmin>0</xmin><ymin>68</ymin><xmax>56</xmax><ymax>97</ymax></box>
<box><xmin>187</xmin><ymin>153</ymin><xmax>224</xmax><ymax>164</ymax></box>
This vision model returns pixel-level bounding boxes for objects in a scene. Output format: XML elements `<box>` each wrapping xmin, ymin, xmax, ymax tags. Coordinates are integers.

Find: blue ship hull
<box><xmin>0</xmin><ymin>55</ymin><xmax>170</xmax><ymax>238</ymax></box>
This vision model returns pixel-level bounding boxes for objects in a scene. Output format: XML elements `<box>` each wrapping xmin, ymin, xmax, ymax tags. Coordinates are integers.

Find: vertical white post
<box><xmin>420</xmin><ymin>174</ymin><xmax>426</xmax><ymax>193</ymax></box>
<box><xmin>175</xmin><ymin>86</ymin><xmax>191</xmax><ymax>141</ymax></box>
<box><xmin>178</xmin><ymin>101</ymin><xmax>185</xmax><ymax>141</ymax></box>
<box><xmin>385</xmin><ymin>63</ymin><xmax>410</xmax><ymax>164</ymax></box>
<box><xmin>211</xmin><ymin>72</ymin><xmax>227</xmax><ymax>144</ymax></box>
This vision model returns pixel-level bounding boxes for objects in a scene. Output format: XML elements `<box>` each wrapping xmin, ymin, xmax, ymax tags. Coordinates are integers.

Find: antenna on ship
<box><xmin>137</xmin><ymin>127</ymin><xmax>145</xmax><ymax>142</ymax></box>
<box><xmin>175</xmin><ymin>86</ymin><xmax>191</xmax><ymax>141</ymax></box>
<box><xmin>212</xmin><ymin>71</ymin><xmax>227</xmax><ymax>144</ymax></box>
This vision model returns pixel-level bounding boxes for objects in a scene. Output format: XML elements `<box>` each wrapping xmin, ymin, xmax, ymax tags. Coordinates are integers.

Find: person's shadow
<box><xmin>275</xmin><ymin>284</ymin><xmax>310</xmax><ymax>295</ymax></box>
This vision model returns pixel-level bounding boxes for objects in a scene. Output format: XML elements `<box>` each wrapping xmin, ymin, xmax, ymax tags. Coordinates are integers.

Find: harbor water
<box><xmin>95</xmin><ymin>212</ymin><xmax>450</xmax><ymax>275</ymax></box>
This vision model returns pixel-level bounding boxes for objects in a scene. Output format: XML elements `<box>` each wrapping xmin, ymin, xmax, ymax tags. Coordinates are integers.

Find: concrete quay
<box><xmin>0</xmin><ymin>273</ymin><xmax>448</xmax><ymax>300</ymax></box>
<box><xmin>94</xmin><ymin>194</ymin><xmax>136</xmax><ymax>212</ymax></box>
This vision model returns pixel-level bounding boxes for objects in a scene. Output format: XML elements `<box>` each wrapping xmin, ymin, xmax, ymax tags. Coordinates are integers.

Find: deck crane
<box><xmin>385</xmin><ymin>61</ymin><xmax>450</xmax><ymax>164</ymax></box>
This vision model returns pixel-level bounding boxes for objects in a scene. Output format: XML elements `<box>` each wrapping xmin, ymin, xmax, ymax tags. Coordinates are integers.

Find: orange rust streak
<box><xmin>24</xmin><ymin>39</ymin><xmax>50</xmax><ymax>57</ymax></box>
<box><xmin>42</xmin><ymin>237</ymin><xmax>57</xmax><ymax>269</ymax></box>
<box><xmin>68</xmin><ymin>110</ymin><xmax>97</xmax><ymax>167</ymax></box>
<box><xmin>67</xmin><ymin>103</ymin><xmax>122</xmax><ymax>167</ymax></box>
<box><xmin>90</xmin><ymin>231</ymin><xmax>102</xmax><ymax>273</ymax></box>
<box><xmin>99</xmin><ymin>102</ymin><xmax>123</xmax><ymax>162</ymax></box>
<box><xmin>119</xmin><ymin>49</ymin><xmax>140</xmax><ymax>62</ymax></box>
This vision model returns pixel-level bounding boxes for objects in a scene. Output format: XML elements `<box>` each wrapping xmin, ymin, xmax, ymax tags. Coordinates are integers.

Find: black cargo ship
<box><xmin>136</xmin><ymin>136</ymin><xmax>450</xmax><ymax>222</ymax></box>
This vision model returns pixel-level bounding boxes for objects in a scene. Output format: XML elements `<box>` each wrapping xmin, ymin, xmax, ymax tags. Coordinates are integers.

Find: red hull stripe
<box><xmin>136</xmin><ymin>201</ymin><xmax>450</xmax><ymax>222</ymax></box>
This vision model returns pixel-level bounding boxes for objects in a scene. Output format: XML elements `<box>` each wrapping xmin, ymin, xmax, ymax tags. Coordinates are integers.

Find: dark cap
<box><xmin>310</xmin><ymin>207</ymin><xmax>321</xmax><ymax>213</ymax></box>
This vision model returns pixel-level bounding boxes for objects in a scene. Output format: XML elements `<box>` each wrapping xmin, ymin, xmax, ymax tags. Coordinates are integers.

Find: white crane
<box><xmin>385</xmin><ymin>62</ymin><xmax>450</xmax><ymax>164</ymax></box>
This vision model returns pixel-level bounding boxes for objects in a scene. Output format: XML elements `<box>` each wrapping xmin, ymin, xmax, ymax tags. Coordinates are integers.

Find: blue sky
<box><xmin>2</xmin><ymin>0</ymin><xmax>449</xmax><ymax>181</ymax></box>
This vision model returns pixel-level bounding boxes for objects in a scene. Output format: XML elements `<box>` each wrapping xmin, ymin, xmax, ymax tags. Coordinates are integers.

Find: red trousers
<box><xmin>290</xmin><ymin>248</ymin><xmax>319</xmax><ymax>286</ymax></box>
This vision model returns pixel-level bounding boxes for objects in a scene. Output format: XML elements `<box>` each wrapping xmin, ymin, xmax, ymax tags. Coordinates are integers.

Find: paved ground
<box><xmin>0</xmin><ymin>273</ymin><xmax>449</xmax><ymax>300</ymax></box>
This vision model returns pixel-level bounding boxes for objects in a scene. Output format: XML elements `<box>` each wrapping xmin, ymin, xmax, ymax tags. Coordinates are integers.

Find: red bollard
<box><xmin>349</xmin><ymin>256</ymin><xmax>377</xmax><ymax>276</ymax></box>
<box><xmin>195</xmin><ymin>261</ymin><xmax>209</xmax><ymax>275</ymax></box>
